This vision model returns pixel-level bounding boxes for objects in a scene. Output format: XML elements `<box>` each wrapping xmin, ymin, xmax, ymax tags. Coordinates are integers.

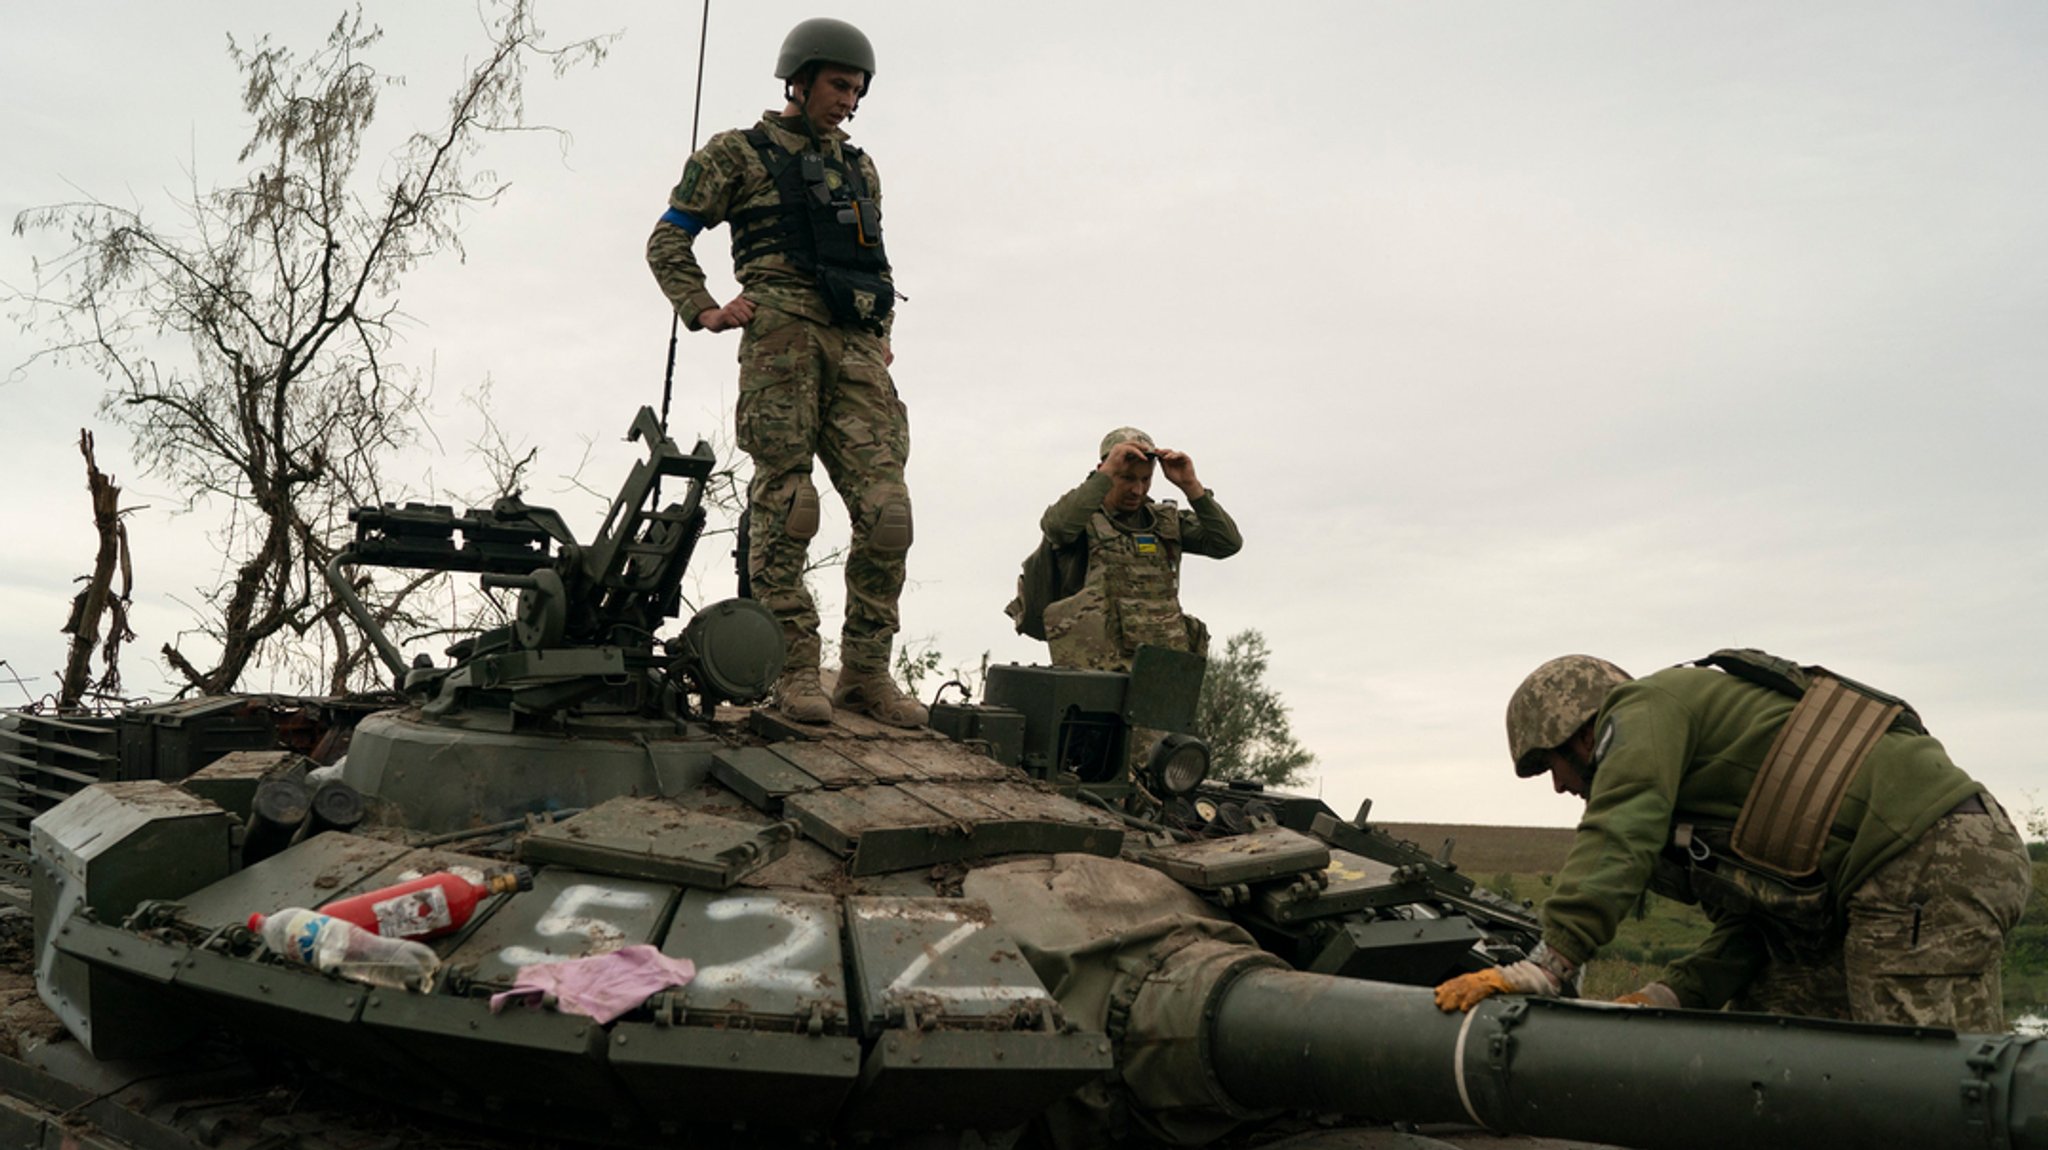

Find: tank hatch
<box><xmin>719</xmin><ymin>727</ymin><xmax>1126</xmax><ymax>876</ymax></box>
<box><xmin>787</xmin><ymin>783</ymin><xmax>1123</xmax><ymax>876</ymax></box>
<box><xmin>1136</xmin><ymin>825</ymin><xmax>1332</xmax><ymax>891</ymax></box>
<box><xmin>608</xmin><ymin>888</ymin><xmax>860</xmax><ymax>1127</ymax></box>
<box><xmin>520</xmin><ymin>795</ymin><xmax>797</xmax><ymax>889</ymax></box>
<box><xmin>841</xmin><ymin>895</ymin><xmax>1112</xmax><ymax>1129</ymax></box>
<box><xmin>1258</xmin><ymin>847</ymin><xmax>1437</xmax><ymax>924</ymax></box>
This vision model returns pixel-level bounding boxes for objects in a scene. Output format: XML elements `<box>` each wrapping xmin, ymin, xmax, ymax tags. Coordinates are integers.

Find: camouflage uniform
<box><xmin>1037</xmin><ymin>471</ymin><xmax>1241</xmax><ymax>673</ymax></box>
<box><xmin>1538</xmin><ymin>665</ymin><xmax>2030</xmax><ymax>1029</ymax></box>
<box><xmin>647</xmin><ymin>112</ymin><xmax>910</xmax><ymax>678</ymax></box>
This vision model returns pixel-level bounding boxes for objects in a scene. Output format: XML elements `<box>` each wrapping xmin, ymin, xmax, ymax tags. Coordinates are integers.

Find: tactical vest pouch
<box><xmin>815</xmin><ymin>265</ymin><xmax>893</xmax><ymax>332</ymax></box>
<box><xmin>1730</xmin><ymin>675</ymin><xmax>1902</xmax><ymax>878</ymax></box>
<box><xmin>1670</xmin><ymin>821</ymin><xmax>1834</xmax><ymax>938</ymax></box>
<box><xmin>847</xmin><ymin>198</ymin><xmax>882</xmax><ymax>247</ymax></box>
<box><xmin>1043</xmin><ymin>585</ymin><xmax>1115</xmax><ymax>671</ymax></box>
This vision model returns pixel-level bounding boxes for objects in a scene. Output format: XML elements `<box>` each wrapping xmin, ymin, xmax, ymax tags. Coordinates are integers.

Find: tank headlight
<box><xmin>1145</xmin><ymin>733</ymin><xmax>1211</xmax><ymax>797</ymax></box>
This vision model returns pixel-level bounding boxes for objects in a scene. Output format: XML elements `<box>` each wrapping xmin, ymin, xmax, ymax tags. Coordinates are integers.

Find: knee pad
<box><xmin>784</xmin><ymin>475</ymin><xmax>821</xmax><ymax>541</ymax></box>
<box><xmin>870</xmin><ymin>487</ymin><xmax>913</xmax><ymax>555</ymax></box>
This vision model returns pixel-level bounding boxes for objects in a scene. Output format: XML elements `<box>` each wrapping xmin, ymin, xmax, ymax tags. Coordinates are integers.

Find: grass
<box><xmin>2005</xmin><ymin>862</ymin><xmax>2048</xmax><ymax>1023</ymax></box>
<box><xmin>1474</xmin><ymin>861</ymin><xmax>2048</xmax><ymax>1021</ymax></box>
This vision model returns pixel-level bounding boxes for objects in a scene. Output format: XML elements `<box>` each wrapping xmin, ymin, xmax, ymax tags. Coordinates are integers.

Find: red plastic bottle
<box><xmin>318</xmin><ymin>866</ymin><xmax>532</xmax><ymax>941</ymax></box>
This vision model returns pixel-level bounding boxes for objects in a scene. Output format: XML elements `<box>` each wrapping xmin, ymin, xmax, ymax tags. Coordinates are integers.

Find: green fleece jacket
<box><xmin>1539</xmin><ymin>665</ymin><xmax>1981</xmax><ymax>1008</ymax></box>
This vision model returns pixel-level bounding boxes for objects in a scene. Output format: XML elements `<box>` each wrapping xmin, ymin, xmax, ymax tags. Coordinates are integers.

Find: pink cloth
<box><xmin>488</xmin><ymin>944</ymin><xmax>696</xmax><ymax>1024</ymax></box>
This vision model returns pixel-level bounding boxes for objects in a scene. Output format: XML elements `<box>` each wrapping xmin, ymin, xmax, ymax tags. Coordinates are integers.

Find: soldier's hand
<box><xmin>1155</xmin><ymin>449</ymin><xmax>1204</xmax><ymax>499</ymax></box>
<box><xmin>1096</xmin><ymin>442</ymin><xmax>1152</xmax><ymax>476</ymax></box>
<box><xmin>1434</xmin><ymin>968</ymin><xmax>1517</xmax><ymax>1012</ymax></box>
<box><xmin>1433</xmin><ymin>955</ymin><xmax>1567</xmax><ymax>1013</ymax></box>
<box><xmin>1612</xmin><ymin>982</ymin><xmax>1680</xmax><ymax>1008</ymax></box>
<box><xmin>697</xmin><ymin>297</ymin><xmax>757</xmax><ymax>332</ymax></box>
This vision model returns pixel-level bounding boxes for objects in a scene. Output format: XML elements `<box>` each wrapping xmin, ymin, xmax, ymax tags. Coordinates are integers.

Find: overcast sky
<box><xmin>5</xmin><ymin>3</ymin><xmax>2046</xmax><ymax>828</ymax></box>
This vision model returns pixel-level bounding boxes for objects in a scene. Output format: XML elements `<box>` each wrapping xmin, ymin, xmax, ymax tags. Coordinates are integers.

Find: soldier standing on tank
<box><xmin>1022</xmin><ymin>428</ymin><xmax>1242</xmax><ymax>673</ymax></box>
<box><xmin>1434</xmin><ymin>652</ymin><xmax>2031</xmax><ymax>1029</ymax></box>
<box><xmin>647</xmin><ymin>18</ymin><xmax>924</xmax><ymax>727</ymax></box>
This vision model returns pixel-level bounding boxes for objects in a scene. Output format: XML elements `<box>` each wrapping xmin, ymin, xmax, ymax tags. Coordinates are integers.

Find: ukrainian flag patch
<box><xmin>1136</xmin><ymin>534</ymin><xmax>1159</xmax><ymax>554</ymax></box>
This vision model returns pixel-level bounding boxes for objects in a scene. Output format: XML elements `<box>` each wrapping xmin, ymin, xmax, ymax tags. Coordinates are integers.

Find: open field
<box><xmin>1375</xmin><ymin>822</ymin><xmax>1576</xmax><ymax>874</ymax></box>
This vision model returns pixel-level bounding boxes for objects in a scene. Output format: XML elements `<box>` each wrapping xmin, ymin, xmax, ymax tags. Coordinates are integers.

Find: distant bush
<box><xmin>2007</xmin><ymin>923</ymin><xmax>2048</xmax><ymax>964</ymax></box>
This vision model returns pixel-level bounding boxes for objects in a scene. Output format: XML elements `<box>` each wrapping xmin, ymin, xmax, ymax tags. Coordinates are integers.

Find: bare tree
<box><xmin>57</xmin><ymin>430</ymin><xmax>137</xmax><ymax>711</ymax></box>
<box><xmin>10</xmin><ymin>5</ymin><xmax>608</xmax><ymax>695</ymax></box>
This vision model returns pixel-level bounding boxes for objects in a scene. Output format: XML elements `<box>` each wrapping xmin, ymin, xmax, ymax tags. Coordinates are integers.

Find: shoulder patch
<box><xmin>1591</xmin><ymin>716</ymin><xmax>1617</xmax><ymax>767</ymax></box>
<box><xmin>673</xmin><ymin>159</ymin><xmax>704</xmax><ymax>205</ymax></box>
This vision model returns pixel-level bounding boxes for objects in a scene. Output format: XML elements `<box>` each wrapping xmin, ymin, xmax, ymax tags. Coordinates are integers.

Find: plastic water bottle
<box><xmin>249</xmin><ymin>907</ymin><xmax>441</xmax><ymax>991</ymax></box>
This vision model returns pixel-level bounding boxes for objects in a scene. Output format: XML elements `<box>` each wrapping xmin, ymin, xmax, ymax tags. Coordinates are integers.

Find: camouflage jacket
<box><xmin>1539</xmin><ymin>666</ymin><xmax>1984</xmax><ymax>1008</ymax></box>
<box><xmin>646</xmin><ymin>112</ymin><xmax>891</xmax><ymax>334</ymax></box>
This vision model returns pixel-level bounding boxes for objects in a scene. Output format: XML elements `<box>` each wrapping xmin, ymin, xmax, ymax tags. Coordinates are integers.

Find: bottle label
<box><xmin>287</xmin><ymin>912</ymin><xmax>329</xmax><ymax>965</ymax></box>
<box><xmin>372</xmin><ymin>886</ymin><xmax>454</xmax><ymax>938</ymax></box>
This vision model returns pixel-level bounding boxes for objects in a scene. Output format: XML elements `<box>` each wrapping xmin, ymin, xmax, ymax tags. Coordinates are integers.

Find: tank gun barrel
<box><xmin>1205</xmin><ymin>968</ymin><xmax>2046</xmax><ymax>1150</ymax></box>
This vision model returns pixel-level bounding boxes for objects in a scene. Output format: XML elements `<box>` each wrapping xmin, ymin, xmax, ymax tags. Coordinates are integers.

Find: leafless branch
<box><xmin>8</xmin><ymin>2</ymin><xmax>611</xmax><ymax>694</ymax></box>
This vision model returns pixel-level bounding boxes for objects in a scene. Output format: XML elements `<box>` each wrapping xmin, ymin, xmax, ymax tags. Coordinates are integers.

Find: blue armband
<box><xmin>659</xmin><ymin>207</ymin><xmax>706</xmax><ymax>235</ymax></box>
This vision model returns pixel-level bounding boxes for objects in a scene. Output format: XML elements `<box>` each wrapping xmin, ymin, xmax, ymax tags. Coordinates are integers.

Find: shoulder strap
<box><xmin>1695</xmin><ymin>648</ymin><xmax>1811</xmax><ymax>698</ymax></box>
<box><xmin>727</xmin><ymin>129</ymin><xmax>811</xmax><ymax>266</ymax></box>
<box><xmin>839</xmin><ymin>142</ymin><xmax>871</xmax><ymax>198</ymax></box>
<box><xmin>1695</xmin><ymin>647</ymin><xmax>1927</xmax><ymax>736</ymax></box>
<box><xmin>1733</xmin><ymin>677</ymin><xmax>1903</xmax><ymax>876</ymax></box>
<box><xmin>1148</xmin><ymin>500</ymin><xmax>1184</xmax><ymax>563</ymax></box>
<box><xmin>742</xmin><ymin>128</ymin><xmax>794</xmax><ymax>175</ymax></box>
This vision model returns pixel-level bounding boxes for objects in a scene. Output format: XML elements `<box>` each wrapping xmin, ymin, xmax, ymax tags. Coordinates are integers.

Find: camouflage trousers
<box><xmin>1732</xmin><ymin>798</ymin><xmax>2031</xmax><ymax>1029</ymax></box>
<box><xmin>735</xmin><ymin>305</ymin><xmax>911</xmax><ymax>675</ymax></box>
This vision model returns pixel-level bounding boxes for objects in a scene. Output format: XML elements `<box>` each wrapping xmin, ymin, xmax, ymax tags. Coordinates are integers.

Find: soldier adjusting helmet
<box><xmin>1506</xmin><ymin>655</ymin><xmax>1632</xmax><ymax>777</ymax></box>
<box><xmin>776</xmin><ymin>17</ymin><xmax>877</xmax><ymax>91</ymax></box>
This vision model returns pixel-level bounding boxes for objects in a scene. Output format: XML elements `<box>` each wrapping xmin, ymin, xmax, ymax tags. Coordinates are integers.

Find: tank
<box><xmin>5</xmin><ymin>407</ymin><xmax>2044</xmax><ymax>1150</ymax></box>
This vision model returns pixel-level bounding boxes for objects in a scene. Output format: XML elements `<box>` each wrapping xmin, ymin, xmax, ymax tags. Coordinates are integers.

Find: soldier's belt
<box><xmin>1731</xmin><ymin>675</ymin><xmax>1901</xmax><ymax>877</ymax></box>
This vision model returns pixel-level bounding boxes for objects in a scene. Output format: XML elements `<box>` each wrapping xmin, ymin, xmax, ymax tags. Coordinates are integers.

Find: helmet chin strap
<box><xmin>1567</xmin><ymin>720</ymin><xmax>1600</xmax><ymax>784</ymax></box>
<box><xmin>786</xmin><ymin>77</ymin><xmax>826</xmax><ymax>147</ymax></box>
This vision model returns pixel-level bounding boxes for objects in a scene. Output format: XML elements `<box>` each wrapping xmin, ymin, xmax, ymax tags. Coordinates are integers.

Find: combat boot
<box><xmin>831</xmin><ymin>668</ymin><xmax>928</xmax><ymax>729</ymax></box>
<box><xmin>775</xmin><ymin>668</ymin><xmax>833</xmax><ymax>725</ymax></box>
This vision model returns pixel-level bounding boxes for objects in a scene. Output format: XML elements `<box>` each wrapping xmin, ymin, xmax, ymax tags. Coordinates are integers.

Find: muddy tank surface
<box><xmin>3</xmin><ymin>408</ymin><xmax>2044</xmax><ymax>1150</ymax></box>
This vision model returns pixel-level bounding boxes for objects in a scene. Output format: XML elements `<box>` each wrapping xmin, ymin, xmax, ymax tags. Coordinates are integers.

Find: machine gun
<box><xmin>324</xmin><ymin>407</ymin><xmax>782</xmax><ymax>724</ymax></box>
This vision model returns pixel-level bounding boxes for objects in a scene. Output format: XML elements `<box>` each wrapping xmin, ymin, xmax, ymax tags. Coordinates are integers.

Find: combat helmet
<box><xmin>776</xmin><ymin>18</ymin><xmax>876</xmax><ymax>88</ymax></box>
<box><xmin>1506</xmin><ymin>655</ymin><xmax>1632</xmax><ymax>777</ymax></box>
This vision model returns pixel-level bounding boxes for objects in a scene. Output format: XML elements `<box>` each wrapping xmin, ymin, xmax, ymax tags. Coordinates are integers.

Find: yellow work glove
<box><xmin>1435</xmin><ymin>968</ymin><xmax>1516</xmax><ymax>1012</ymax></box>
<box><xmin>1434</xmin><ymin>944</ymin><xmax>1573</xmax><ymax>1013</ymax></box>
<box><xmin>1611</xmin><ymin>981</ymin><xmax>1681</xmax><ymax>1008</ymax></box>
